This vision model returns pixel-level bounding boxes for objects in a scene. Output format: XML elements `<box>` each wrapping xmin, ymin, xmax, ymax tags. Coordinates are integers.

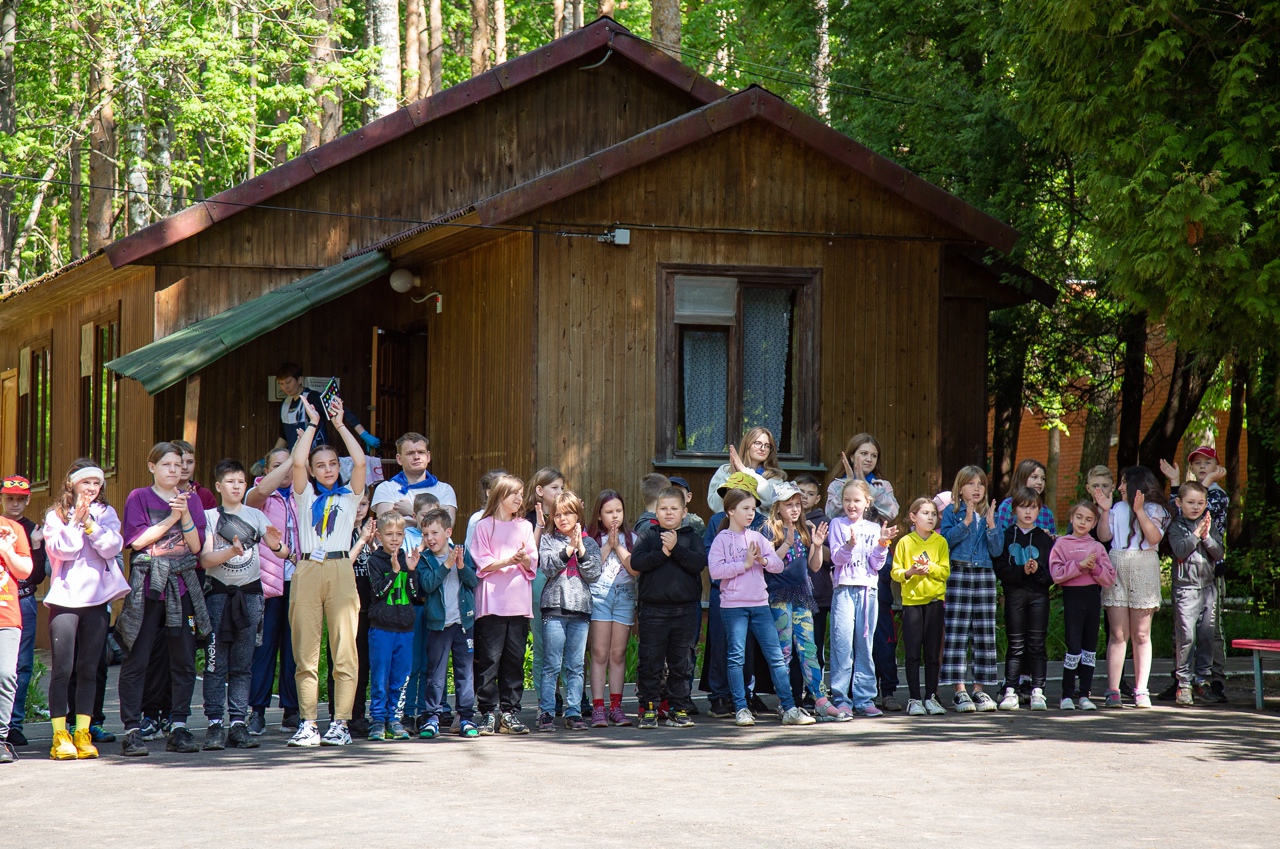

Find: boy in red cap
<box><xmin>1158</xmin><ymin>446</ymin><xmax>1230</xmax><ymax>703</ymax></box>
<box><xmin>1</xmin><ymin>476</ymin><xmax>45</xmax><ymax>747</ymax></box>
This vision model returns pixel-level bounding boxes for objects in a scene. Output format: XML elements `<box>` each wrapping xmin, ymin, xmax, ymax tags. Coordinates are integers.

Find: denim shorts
<box><xmin>590</xmin><ymin>579</ymin><xmax>637</xmax><ymax>626</ymax></box>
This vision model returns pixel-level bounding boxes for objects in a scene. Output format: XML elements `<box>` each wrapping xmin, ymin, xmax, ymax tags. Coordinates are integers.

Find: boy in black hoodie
<box><xmin>992</xmin><ymin>487</ymin><xmax>1055</xmax><ymax>711</ymax></box>
<box><xmin>365</xmin><ymin>513</ymin><xmax>421</xmax><ymax>741</ymax></box>
<box><xmin>631</xmin><ymin>488</ymin><xmax>707</xmax><ymax>729</ymax></box>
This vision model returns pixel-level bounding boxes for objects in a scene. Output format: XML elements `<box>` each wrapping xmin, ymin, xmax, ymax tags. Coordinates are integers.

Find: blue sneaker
<box><xmin>138</xmin><ymin>717</ymin><xmax>163</xmax><ymax>741</ymax></box>
<box><xmin>89</xmin><ymin>724</ymin><xmax>116</xmax><ymax>743</ymax></box>
<box><xmin>419</xmin><ymin>717</ymin><xmax>439</xmax><ymax>739</ymax></box>
<box><xmin>458</xmin><ymin>718</ymin><xmax>479</xmax><ymax>738</ymax></box>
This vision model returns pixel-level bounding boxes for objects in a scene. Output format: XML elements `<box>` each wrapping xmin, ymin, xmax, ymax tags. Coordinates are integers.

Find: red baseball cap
<box><xmin>1186</xmin><ymin>446</ymin><xmax>1218</xmax><ymax>463</ymax></box>
<box><xmin>1</xmin><ymin>475</ymin><xmax>31</xmax><ymax>496</ymax></box>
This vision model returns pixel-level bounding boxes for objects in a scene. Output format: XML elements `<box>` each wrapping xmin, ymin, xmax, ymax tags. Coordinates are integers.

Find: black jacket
<box><xmin>366</xmin><ymin>548</ymin><xmax>421</xmax><ymax>632</ymax></box>
<box><xmin>631</xmin><ymin>524</ymin><xmax>706</xmax><ymax>606</ymax></box>
<box><xmin>16</xmin><ymin>516</ymin><xmax>46</xmax><ymax>599</ymax></box>
<box><xmin>992</xmin><ymin>525</ymin><xmax>1055</xmax><ymax>592</ymax></box>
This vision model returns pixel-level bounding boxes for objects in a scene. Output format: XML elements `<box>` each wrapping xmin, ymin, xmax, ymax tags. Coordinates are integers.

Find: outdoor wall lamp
<box><xmin>389</xmin><ymin>269</ymin><xmax>443</xmax><ymax>313</ymax></box>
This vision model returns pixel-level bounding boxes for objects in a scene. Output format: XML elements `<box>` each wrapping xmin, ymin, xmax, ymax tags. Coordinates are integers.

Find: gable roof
<box><xmin>357</xmin><ymin>85</ymin><xmax>1026</xmax><ymax>263</ymax></box>
<box><xmin>102</xmin><ymin>18</ymin><xmax>724</xmax><ymax>270</ymax></box>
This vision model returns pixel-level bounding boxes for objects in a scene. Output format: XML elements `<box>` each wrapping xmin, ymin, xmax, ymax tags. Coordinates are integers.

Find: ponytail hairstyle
<box><xmin>49</xmin><ymin>458</ymin><xmax>109</xmax><ymax>523</ymax></box>
<box><xmin>717</xmin><ymin>488</ymin><xmax>759</xmax><ymax>533</ymax></box>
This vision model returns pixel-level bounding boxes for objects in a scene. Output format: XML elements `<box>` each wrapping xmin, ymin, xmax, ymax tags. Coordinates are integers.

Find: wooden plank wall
<box><xmin>939</xmin><ymin>249</ymin><xmax>995</xmax><ymax>488</ymax></box>
<box><xmin>525</xmin><ymin>121</ymin><xmax>953</xmax><ymax>518</ymax></box>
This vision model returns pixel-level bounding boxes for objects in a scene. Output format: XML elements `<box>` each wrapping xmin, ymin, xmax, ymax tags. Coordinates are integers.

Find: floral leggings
<box><xmin>770</xmin><ymin>600</ymin><xmax>827</xmax><ymax>700</ymax></box>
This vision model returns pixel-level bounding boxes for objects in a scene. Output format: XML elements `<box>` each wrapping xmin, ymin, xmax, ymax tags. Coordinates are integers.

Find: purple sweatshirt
<box><xmin>708</xmin><ymin>528</ymin><xmax>784</xmax><ymax>608</ymax></box>
<box><xmin>828</xmin><ymin>516</ymin><xmax>888</xmax><ymax>587</ymax></box>
<box><xmin>42</xmin><ymin>504</ymin><xmax>130</xmax><ymax>608</ymax></box>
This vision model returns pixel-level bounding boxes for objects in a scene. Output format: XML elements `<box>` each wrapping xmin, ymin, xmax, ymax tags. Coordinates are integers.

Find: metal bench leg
<box><xmin>1254</xmin><ymin>651</ymin><xmax>1264</xmax><ymax>711</ymax></box>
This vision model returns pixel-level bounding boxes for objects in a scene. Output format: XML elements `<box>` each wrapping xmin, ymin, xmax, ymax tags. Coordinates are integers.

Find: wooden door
<box><xmin>370</xmin><ymin>327</ymin><xmax>411</xmax><ymax>446</ymax></box>
<box><xmin>0</xmin><ymin>369</ymin><xmax>16</xmax><ymax>476</ymax></box>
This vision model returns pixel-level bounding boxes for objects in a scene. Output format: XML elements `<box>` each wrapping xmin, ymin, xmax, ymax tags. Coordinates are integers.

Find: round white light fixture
<box><xmin>389</xmin><ymin>268</ymin><xmax>417</xmax><ymax>293</ymax></box>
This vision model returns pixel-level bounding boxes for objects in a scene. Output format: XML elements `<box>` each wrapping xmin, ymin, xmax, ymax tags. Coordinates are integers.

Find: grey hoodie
<box><xmin>538</xmin><ymin>532</ymin><xmax>602</xmax><ymax>615</ymax></box>
<box><xmin>1164</xmin><ymin>513</ymin><xmax>1224</xmax><ymax>588</ymax></box>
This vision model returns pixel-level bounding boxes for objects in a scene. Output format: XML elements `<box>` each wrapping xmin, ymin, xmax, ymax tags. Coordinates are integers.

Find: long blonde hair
<box><xmin>737</xmin><ymin>427</ymin><xmax>785</xmax><ymax>482</ymax></box>
<box><xmin>49</xmin><ymin>458</ymin><xmax>108</xmax><ymax>523</ymax></box>
<box><xmin>765</xmin><ymin>492</ymin><xmax>812</xmax><ymax>548</ymax></box>
<box><xmin>481</xmin><ymin>474</ymin><xmax>526</xmax><ymax>521</ymax></box>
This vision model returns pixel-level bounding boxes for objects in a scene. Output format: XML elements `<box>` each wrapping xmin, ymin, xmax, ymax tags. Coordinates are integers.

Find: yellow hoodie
<box><xmin>890</xmin><ymin>531</ymin><xmax>950</xmax><ymax>605</ymax></box>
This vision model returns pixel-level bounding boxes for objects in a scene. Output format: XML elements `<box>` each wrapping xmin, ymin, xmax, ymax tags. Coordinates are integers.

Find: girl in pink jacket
<box><xmin>1049</xmin><ymin>500</ymin><xmax>1116</xmax><ymax>710</ymax></box>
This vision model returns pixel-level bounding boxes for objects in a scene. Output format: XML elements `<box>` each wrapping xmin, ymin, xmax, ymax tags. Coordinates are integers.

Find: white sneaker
<box><xmin>286</xmin><ymin>721</ymin><xmax>320</xmax><ymax>747</ymax></box>
<box><xmin>734</xmin><ymin>708</ymin><xmax>755</xmax><ymax>727</ymax></box>
<box><xmin>1059</xmin><ymin>697</ymin><xmax>1076</xmax><ymax>710</ymax></box>
<box><xmin>923</xmin><ymin>697</ymin><xmax>946</xmax><ymax>716</ymax></box>
<box><xmin>998</xmin><ymin>687</ymin><xmax>1020</xmax><ymax>710</ymax></box>
<box><xmin>1078</xmin><ymin>696</ymin><xmax>1098</xmax><ymax>711</ymax></box>
<box><xmin>1030</xmin><ymin>688</ymin><xmax>1047</xmax><ymax>710</ymax></box>
<box><xmin>906</xmin><ymin>699</ymin><xmax>926</xmax><ymax>716</ymax></box>
<box><xmin>320</xmin><ymin>720</ymin><xmax>352</xmax><ymax>746</ymax></box>
<box><xmin>781</xmin><ymin>706</ymin><xmax>816</xmax><ymax>726</ymax></box>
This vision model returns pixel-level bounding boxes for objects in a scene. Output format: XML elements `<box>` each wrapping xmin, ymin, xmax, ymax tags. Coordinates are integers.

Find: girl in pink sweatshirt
<box><xmin>708</xmin><ymin>489</ymin><xmax>814</xmax><ymax>727</ymax></box>
<box><xmin>468</xmin><ymin>474</ymin><xmax>537</xmax><ymax>734</ymax></box>
<box><xmin>1049</xmin><ymin>500</ymin><xmax>1116</xmax><ymax>710</ymax></box>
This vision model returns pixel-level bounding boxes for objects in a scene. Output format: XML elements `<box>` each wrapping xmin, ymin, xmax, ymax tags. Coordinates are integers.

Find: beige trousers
<box><xmin>290</xmin><ymin>557</ymin><xmax>360</xmax><ymax>721</ymax></box>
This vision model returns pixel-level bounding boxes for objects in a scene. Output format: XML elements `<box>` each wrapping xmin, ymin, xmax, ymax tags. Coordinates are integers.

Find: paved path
<box><xmin>3</xmin><ymin>660</ymin><xmax>1278</xmax><ymax>847</ymax></box>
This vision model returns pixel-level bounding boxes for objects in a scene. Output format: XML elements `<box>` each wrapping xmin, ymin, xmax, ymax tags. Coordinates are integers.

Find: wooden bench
<box><xmin>1232</xmin><ymin>639</ymin><xmax>1280</xmax><ymax>709</ymax></box>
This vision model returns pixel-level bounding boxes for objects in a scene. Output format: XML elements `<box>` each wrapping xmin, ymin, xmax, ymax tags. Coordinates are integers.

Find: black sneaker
<box><xmin>749</xmin><ymin>693</ymin><xmax>770</xmax><ymax>715</ymax></box>
<box><xmin>226</xmin><ymin>722</ymin><xmax>260</xmax><ymax>749</ymax></box>
<box><xmin>166</xmin><ymin>726</ymin><xmax>200</xmax><ymax>753</ymax></box>
<box><xmin>686</xmin><ymin>701</ymin><xmax>700</xmax><ymax>716</ymax></box>
<box><xmin>121</xmin><ymin>729</ymin><xmax>149</xmax><ymax>757</ymax></box>
<box><xmin>5</xmin><ymin>728</ymin><xmax>26</xmax><ymax>747</ymax></box>
<box><xmin>138</xmin><ymin>716</ymin><xmax>163</xmax><ymax>741</ymax></box>
<box><xmin>499</xmin><ymin>711</ymin><xmax>529</xmax><ymax>734</ymax></box>
<box><xmin>280</xmin><ymin>712</ymin><xmax>301</xmax><ymax>733</ymax></box>
<box><xmin>1209</xmin><ymin>680</ymin><xmax>1230</xmax><ymax>704</ymax></box>
<box><xmin>707</xmin><ymin>699</ymin><xmax>735</xmax><ymax>718</ymax></box>
<box><xmin>348</xmin><ymin>716</ymin><xmax>370</xmax><ymax>738</ymax></box>
<box><xmin>247</xmin><ymin>711</ymin><xmax>266</xmax><ymax>736</ymax></box>
<box><xmin>1156</xmin><ymin>682</ymin><xmax>1178</xmax><ymax>701</ymax></box>
<box><xmin>202</xmin><ymin>723</ymin><xmax>227</xmax><ymax>751</ymax></box>
<box><xmin>554</xmin><ymin>691</ymin><xmax>565</xmax><ymax>718</ymax></box>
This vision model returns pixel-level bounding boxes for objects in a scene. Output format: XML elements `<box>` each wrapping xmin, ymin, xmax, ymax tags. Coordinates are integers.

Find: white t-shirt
<box><xmin>203</xmin><ymin>506</ymin><xmax>270</xmax><ymax>587</ymax></box>
<box><xmin>296</xmin><ymin>485</ymin><xmax>362</xmax><ymax>557</ymax></box>
<box><xmin>464</xmin><ymin>509</ymin><xmax>484</xmax><ymax>548</ymax></box>
<box><xmin>1108</xmin><ymin>500</ymin><xmax>1170</xmax><ymax>551</ymax></box>
<box><xmin>371</xmin><ymin>477</ymin><xmax>458</xmax><ymax>517</ymax></box>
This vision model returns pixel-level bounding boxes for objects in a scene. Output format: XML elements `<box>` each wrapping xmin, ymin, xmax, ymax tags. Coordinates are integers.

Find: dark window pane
<box><xmin>679</xmin><ymin>328</ymin><xmax>728</xmax><ymax>452</ymax></box>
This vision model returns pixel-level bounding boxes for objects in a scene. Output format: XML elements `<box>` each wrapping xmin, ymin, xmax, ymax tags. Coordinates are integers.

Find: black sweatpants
<box><xmin>637</xmin><ymin>602</ymin><xmax>700</xmax><ymax>712</ymax></box>
<box><xmin>118</xmin><ymin>595</ymin><xmax>198</xmax><ymax>729</ymax></box>
<box><xmin>1003</xmin><ymin>586</ymin><xmax>1050</xmax><ymax>690</ymax></box>
<box><xmin>141</xmin><ymin>625</ymin><xmax>172</xmax><ymax>720</ymax></box>
<box><xmin>473</xmin><ymin>615</ymin><xmax>529</xmax><ymax>714</ymax></box>
<box><xmin>1061</xmin><ymin>584</ymin><xmax>1102</xmax><ymax>698</ymax></box>
<box><xmin>902</xmin><ymin>600</ymin><xmax>945</xmax><ymax>701</ymax></box>
<box><xmin>48</xmin><ymin>604</ymin><xmax>110</xmax><ymax>719</ymax></box>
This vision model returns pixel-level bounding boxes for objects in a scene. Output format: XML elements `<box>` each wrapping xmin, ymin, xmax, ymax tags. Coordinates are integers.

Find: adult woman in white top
<box><xmin>706</xmin><ymin>427</ymin><xmax>787</xmax><ymax>514</ymax></box>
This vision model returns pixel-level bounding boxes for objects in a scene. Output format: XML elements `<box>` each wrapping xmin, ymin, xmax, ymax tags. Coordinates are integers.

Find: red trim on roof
<box><xmin>103</xmin><ymin>18</ymin><xmax>727</xmax><ymax>270</ymax></box>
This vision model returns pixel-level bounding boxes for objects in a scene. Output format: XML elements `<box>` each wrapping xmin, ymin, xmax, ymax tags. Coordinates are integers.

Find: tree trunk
<box><xmin>368</xmin><ymin>0</ymin><xmax>401</xmax><ymax>117</ymax></box>
<box><xmin>0</xmin><ymin>0</ymin><xmax>17</xmax><ymax>269</ymax></box>
<box><xmin>571</xmin><ymin>0</ymin><xmax>583</xmax><ymax>30</ymax></box>
<box><xmin>1136</xmin><ymin>344</ymin><xmax>1219</xmax><ymax>471</ymax></box>
<box><xmin>425</xmin><ymin>0</ymin><xmax>442</xmax><ymax>95</ymax></box>
<box><xmin>69</xmin><ymin>137</ymin><xmax>83</xmax><ymax>259</ymax></box>
<box><xmin>303</xmin><ymin>0</ymin><xmax>343</xmax><ymax>150</ymax></box>
<box><xmin>86</xmin><ymin>15</ymin><xmax>117</xmax><ymax>251</ymax></box>
<box><xmin>553</xmin><ymin>0</ymin><xmax>565</xmax><ymax>39</ymax></box>
<box><xmin>5</xmin><ymin>158</ymin><xmax>57</xmax><ymax>286</ymax></box>
<box><xmin>494</xmin><ymin>0</ymin><xmax>507</xmax><ymax>63</ymax></box>
<box><xmin>651</xmin><ymin>0</ymin><xmax>680</xmax><ymax>56</ymax></box>
<box><xmin>119</xmin><ymin>17</ymin><xmax>150</xmax><ymax>235</ymax></box>
<box><xmin>599</xmin><ymin>0</ymin><xmax>615</xmax><ymax>16</ymax></box>
<box><xmin>1222</xmin><ymin>359</ymin><xmax>1246</xmax><ymax>546</ymax></box>
<box><xmin>470</xmin><ymin>0</ymin><xmax>489</xmax><ymax>76</ymax></box>
<box><xmin>1044</xmin><ymin>424</ymin><xmax>1060</xmax><ymax>519</ymax></box>
<box><xmin>813</xmin><ymin>0</ymin><xmax>830</xmax><ymax>122</ymax></box>
<box><xmin>1115</xmin><ymin>310</ymin><xmax>1147</xmax><ymax>469</ymax></box>
<box><xmin>1243</xmin><ymin>350</ymin><xmax>1280</xmax><ymax>575</ymax></box>
<box><xmin>405</xmin><ymin>0</ymin><xmax>422</xmax><ymax>100</ymax></box>
<box><xmin>1077</xmin><ymin>384</ymin><xmax>1117</xmax><ymax>494</ymax></box>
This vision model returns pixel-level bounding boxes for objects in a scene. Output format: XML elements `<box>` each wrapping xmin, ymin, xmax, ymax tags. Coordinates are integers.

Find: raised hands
<box><xmin>810</xmin><ymin>520</ymin><xmax>829</xmax><ymax>548</ymax></box>
<box><xmin>840</xmin><ymin>450</ymin><xmax>855</xmax><ymax>481</ymax></box>
<box><xmin>535</xmin><ymin>502</ymin><xmax>546</xmax><ymax>529</ymax></box>
<box><xmin>1133</xmin><ymin>490</ymin><xmax>1146</xmax><ymax>512</ymax></box>
<box><xmin>168</xmin><ymin>491</ymin><xmax>190</xmax><ymax>523</ymax></box>
<box><xmin>405</xmin><ymin>546</ymin><xmax>420</xmax><ymax>571</ymax></box>
<box><xmin>728</xmin><ymin>444</ymin><xmax>750</xmax><ymax>475</ymax></box>
<box><xmin>1196</xmin><ymin>511</ymin><xmax>1212</xmax><ymax>540</ymax></box>
<box><xmin>1092</xmin><ymin>483</ymin><xmax>1113</xmax><ymax>511</ymax></box>
<box><xmin>300</xmin><ymin>395</ymin><xmax>322</xmax><ymax>425</ymax></box>
<box><xmin>879</xmin><ymin>521</ymin><xmax>900</xmax><ymax>543</ymax></box>
<box><xmin>1159</xmin><ymin>459</ymin><xmax>1180</xmax><ymax>483</ymax></box>
<box><xmin>264</xmin><ymin>525</ymin><xmax>284</xmax><ymax>552</ymax></box>
<box><xmin>326</xmin><ymin>395</ymin><xmax>345</xmax><ymax>424</ymax></box>
<box><xmin>72</xmin><ymin>490</ymin><xmax>93</xmax><ymax>526</ymax></box>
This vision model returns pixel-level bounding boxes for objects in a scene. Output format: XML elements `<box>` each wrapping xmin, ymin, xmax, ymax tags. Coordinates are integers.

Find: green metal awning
<box><xmin>107</xmin><ymin>250</ymin><xmax>391</xmax><ymax>395</ymax></box>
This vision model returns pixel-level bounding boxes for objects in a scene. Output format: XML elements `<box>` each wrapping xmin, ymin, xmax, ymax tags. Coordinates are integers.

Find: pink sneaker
<box><xmin>591</xmin><ymin>705</ymin><xmax>608</xmax><ymax>728</ymax></box>
<box><xmin>855</xmin><ymin>704</ymin><xmax>884</xmax><ymax>718</ymax></box>
<box><xmin>608</xmin><ymin>705</ymin><xmax>632</xmax><ymax>727</ymax></box>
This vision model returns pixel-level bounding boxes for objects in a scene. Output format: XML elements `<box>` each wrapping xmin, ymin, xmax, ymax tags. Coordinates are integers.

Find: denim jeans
<box><xmin>403</xmin><ymin>604</ymin><xmax>430</xmax><ymax>716</ymax></box>
<box><xmin>704</xmin><ymin>585</ymin><xmax>729</xmax><ymax>701</ymax></box>
<box><xmin>540</xmin><ymin>616</ymin><xmax>589</xmax><ymax>716</ymax></box>
<box><xmin>368</xmin><ymin>627</ymin><xmax>413</xmax><ymax>722</ymax></box>
<box><xmin>829</xmin><ymin>585</ymin><xmax>878</xmax><ymax>710</ymax></box>
<box><xmin>11</xmin><ymin>594</ymin><xmax>37</xmax><ymax>732</ymax></box>
<box><xmin>202</xmin><ymin>592</ymin><xmax>266</xmax><ymax>723</ymax></box>
<box><xmin>722</xmin><ymin>605</ymin><xmax>794</xmax><ymax>712</ymax></box>
<box><xmin>424</xmin><ymin>624</ymin><xmax>474</xmax><ymax>720</ymax></box>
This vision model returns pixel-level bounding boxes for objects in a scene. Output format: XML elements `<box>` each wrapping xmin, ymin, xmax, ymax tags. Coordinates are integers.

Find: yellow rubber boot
<box><xmin>50</xmin><ymin>730</ymin><xmax>78</xmax><ymax>760</ymax></box>
<box><xmin>73</xmin><ymin>728</ymin><xmax>99</xmax><ymax>759</ymax></box>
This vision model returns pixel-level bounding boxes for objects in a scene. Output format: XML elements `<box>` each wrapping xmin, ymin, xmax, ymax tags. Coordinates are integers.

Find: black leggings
<box><xmin>1061</xmin><ymin>585</ymin><xmax>1102</xmax><ymax>697</ymax></box>
<box><xmin>48</xmin><ymin>604</ymin><xmax>110</xmax><ymax>720</ymax></box>
<box><xmin>1003</xmin><ymin>586</ymin><xmax>1049</xmax><ymax>690</ymax></box>
<box><xmin>902</xmin><ymin>601</ymin><xmax>944</xmax><ymax>701</ymax></box>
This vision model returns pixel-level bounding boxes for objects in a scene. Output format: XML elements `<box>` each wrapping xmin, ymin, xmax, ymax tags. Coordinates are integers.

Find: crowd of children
<box><xmin>0</xmin><ymin>405</ymin><xmax>1242</xmax><ymax>762</ymax></box>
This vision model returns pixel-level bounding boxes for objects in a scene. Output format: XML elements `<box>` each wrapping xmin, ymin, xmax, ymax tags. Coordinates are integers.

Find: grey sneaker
<box><xmin>781</xmin><ymin>706</ymin><xmax>816</xmax><ymax>726</ymax></box>
<box><xmin>973</xmin><ymin>691</ymin><xmax>998</xmax><ymax>712</ymax></box>
<box><xmin>1175</xmin><ymin>687</ymin><xmax>1194</xmax><ymax>706</ymax></box>
<box><xmin>882</xmin><ymin>694</ymin><xmax>904</xmax><ymax>712</ymax></box>
<box><xmin>924</xmin><ymin>697</ymin><xmax>947</xmax><ymax>716</ymax></box>
<box><xmin>734</xmin><ymin>708</ymin><xmax>755</xmax><ymax>727</ymax></box>
<box><xmin>499</xmin><ymin>711</ymin><xmax>529</xmax><ymax>734</ymax></box>
<box><xmin>1133</xmin><ymin>691</ymin><xmax>1153</xmax><ymax>709</ymax></box>
<box><xmin>247</xmin><ymin>712</ymin><xmax>266</xmax><ymax>736</ymax></box>
<box><xmin>478</xmin><ymin>712</ymin><xmax>497</xmax><ymax>736</ymax></box>
<box><xmin>367</xmin><ymin>720</ymin><xmax>387</xmax><ymax>741</ymax></box>
<box><xmin>906</xmin><ymin>699</ymin><xmax>926</xmax><ymax>716</ymax></box>
<box><xmin>388</xmin><ymin>720</ymin><xmax>410</xmax><ymax>740</ymax></box>
<box><xmin>953</xmin><ymin>692</ymin><xmax>976</xmax><ymax>713</ymax></box>
<box><xmin>1104</xmin><ymin>690</ymin><xmax>1123</xmax><ymax>708</ymax></box>
<box><xmin>1059</xmin><ymin>697</ymin><xmax>1076</xmax><ymax>710</ymax></box>
<box><xmin>1078</xmin><ymin>696</ymin><xmax>1098</xmax><ymax>711</ymax></box>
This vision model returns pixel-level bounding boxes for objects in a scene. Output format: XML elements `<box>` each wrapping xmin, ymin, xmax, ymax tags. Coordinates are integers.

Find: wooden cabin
<box><xmin>0</xmin><ymin>18</ymin><xmax>1052</xmax><ymax>546</ymax></box>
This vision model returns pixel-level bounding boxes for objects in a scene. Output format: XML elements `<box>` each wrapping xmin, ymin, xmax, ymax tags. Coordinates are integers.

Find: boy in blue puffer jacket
<box><xmin>417</xmin><ymin>509</ymin><xmax>479</xmax><ymax>739</ymax></box>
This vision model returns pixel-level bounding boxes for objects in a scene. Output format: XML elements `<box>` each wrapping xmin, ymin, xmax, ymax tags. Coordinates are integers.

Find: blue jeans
<box><xmin>722</xmin><ymin>605</ymin><xmax>794</xmax><ymax>712</ymax></box>
<box><xmin>830</xmin><ymin>585</ymin><xmax>878</xmax><ymax>710</ymax></box>
<box><xmin>530</xmin><ymin>572</ymin><xmax>548</xmax><ymax>700</ymax></box>
<box><xmin>403</xmin><ymin>605</ymin><xmax>431</xmax><ymax>716</ymax></box>
<box><xmin>368</xmin><ymin>627</ymin><xmax>413</xmax><ymax>723</ymax></box>
<box><xmin>249</xmin><ymin>584</ymin><xmax>298</xmax><ymax>713</ymax></box>
<box><xmin>11</xmin><ymin>594</ymin><xmax>37</xmax><ymax>732</ymax></box>
<box><xmin>424</xmin><ymin>624</ymin><xmax>474</xmax><ymax>720</ymax></box>
<box><xmin>873</xmin><ymin>567</ymin><xmax>899</xmax><ymax>693</ymax></box>
<box><xmin>705</xmin><ymin>585</ymin><xmax>730</xmax><ymax>701</ymax></box>
<box><xmin>539</xmin><ymin>616</ymin><xmax>589</xmax><ymax>717</ymax></box>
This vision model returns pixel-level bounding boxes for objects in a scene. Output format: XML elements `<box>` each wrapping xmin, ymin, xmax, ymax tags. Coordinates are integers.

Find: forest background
<box><xmin>1</xmin><ymin>1</ymin><xmax>1278</xmax><ymax>603</ymax></box>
